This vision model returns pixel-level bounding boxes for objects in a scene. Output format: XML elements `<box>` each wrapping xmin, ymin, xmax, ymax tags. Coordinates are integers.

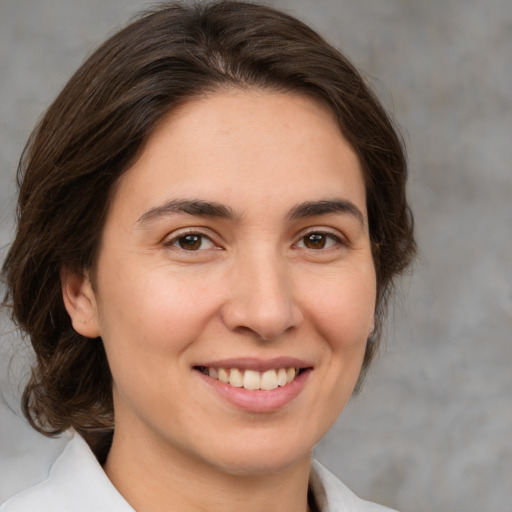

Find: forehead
<box><xmin>108</xmin><ymin>90</ymin><xmax>366</xmax><ymax>223</ymax></box>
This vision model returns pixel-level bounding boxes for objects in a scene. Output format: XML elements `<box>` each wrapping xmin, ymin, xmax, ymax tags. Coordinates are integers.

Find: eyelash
<box><xmin>294</xmin><ymin>230</ymin><xmax>346</xmax><ymax>251</ymax></box>
<box><xmin>164</xmin><ymin>230</ymin><xmax>218</xmax><ymax>251</ymax></box>
<box><xmin>164</xmin><ymin>228</ymin><xmax>346</xmax><ymax>253</ymax></box>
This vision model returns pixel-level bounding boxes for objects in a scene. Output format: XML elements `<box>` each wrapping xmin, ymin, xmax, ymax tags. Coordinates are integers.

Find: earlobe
<box><xmin>61</xmin><ymin>267</ymin><xmax>100</xmax><ymax>338</ymax></box>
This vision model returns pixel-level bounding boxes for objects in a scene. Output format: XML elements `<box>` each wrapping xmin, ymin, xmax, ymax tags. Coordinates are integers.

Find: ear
<box><xmin>61</xmin><ymin>266</ymin><xmax>101</xmax><ymax>338</ymax></box>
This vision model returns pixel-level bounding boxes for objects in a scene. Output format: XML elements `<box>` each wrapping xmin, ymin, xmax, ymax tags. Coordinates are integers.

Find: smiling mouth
<box><xmin>195</xmin><ymin>366</ymin><xmax>308</xmax><ymax>391</ymax></box>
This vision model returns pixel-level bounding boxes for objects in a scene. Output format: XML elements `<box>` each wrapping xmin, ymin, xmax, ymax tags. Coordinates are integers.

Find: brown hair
<box><xmin>1</xmin><ymin>0</ymin><xmax>415</xmax><ymax>458</ymax></box>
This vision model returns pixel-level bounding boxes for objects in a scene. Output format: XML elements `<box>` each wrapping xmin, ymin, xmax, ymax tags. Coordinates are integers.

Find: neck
<box><xmin>104</xmin><ymin>425</ymin><xmax>312</xmax><ymax>512</ymax></box>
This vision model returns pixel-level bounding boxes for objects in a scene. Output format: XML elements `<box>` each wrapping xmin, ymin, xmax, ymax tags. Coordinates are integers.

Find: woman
<box><xmin>1</xmin><ymin>2</ymin><xmax>415</xmax><ymax>511</ymax></box>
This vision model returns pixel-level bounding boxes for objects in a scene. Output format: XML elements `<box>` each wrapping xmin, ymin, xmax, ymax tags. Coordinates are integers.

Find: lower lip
<box><xmin>197</xmin><ymin>369</ymin><xmax>311</xmax><ymax>413</ymax></box>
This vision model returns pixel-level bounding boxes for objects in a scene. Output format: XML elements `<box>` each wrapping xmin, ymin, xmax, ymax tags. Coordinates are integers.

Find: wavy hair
<box><xmin>1</xmin><ymin>1</ymin><xmax>415</xmax><ymax>460</ymax></box>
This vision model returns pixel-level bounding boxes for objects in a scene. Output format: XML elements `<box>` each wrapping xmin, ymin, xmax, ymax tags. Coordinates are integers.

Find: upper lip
<box><xmin>193</xmin><ymin>357</ymin><xmax>313</xmax><ymax>372</ymax></box>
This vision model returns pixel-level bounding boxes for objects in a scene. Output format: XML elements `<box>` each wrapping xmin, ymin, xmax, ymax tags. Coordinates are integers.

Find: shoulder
<box><xmin>0</xmin><ymin>433</ymin><xmax>133</xmax><ymax>512</ymax></box>
<box><xmin>310</xmin><ymin>460</ymin><xmax>398</xmax><ymax>512</ymax></box>
<box><xmin>1</xmin><ymin>442</ymin><xmax>395</xmax><ymax>512</ymax></box>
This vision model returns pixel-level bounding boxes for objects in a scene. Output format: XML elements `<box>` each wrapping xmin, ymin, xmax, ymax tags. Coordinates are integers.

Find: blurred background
<box><xmin>1</xmin><ymin>1</ymin><xmax>511</xmax><ymax>510</ymax></box>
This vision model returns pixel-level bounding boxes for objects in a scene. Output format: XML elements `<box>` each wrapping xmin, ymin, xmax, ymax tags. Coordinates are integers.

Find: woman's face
<box><xmin>68</xmin><ymin>90</ymin><xmax>376</xmax><ymax>475</ymax></box>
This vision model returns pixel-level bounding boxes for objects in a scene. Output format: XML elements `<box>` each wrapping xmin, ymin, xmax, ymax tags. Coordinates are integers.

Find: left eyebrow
<box><xmin>137</xmin><ymin>199</ymin><xmax>238</xmax><ymax>224</ymax></box>
<box><xmin>287</xmin><ymin>199</ymin><xmax>365</xmax><ymax>226</ymax></box>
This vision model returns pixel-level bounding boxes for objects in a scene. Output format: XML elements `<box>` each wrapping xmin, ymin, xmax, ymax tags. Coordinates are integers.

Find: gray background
<box><xmin>1</xmin><ymin>1</ymin><xmax>511</xmax><ymax>511</ymax></box>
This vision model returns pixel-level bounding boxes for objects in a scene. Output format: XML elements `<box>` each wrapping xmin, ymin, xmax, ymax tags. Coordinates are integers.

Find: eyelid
<box><xmin>293</xmin><ymin>227</ymin><xmax>349</xmax><ymax>249</ymax></box>
<box><xmin>162</xmin><ymin>227</ymin><xmax>222</xmax><ymax>250</ymax></box>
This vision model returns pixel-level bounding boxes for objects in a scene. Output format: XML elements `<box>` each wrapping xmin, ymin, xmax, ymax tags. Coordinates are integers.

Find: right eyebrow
<box><xmin>287</xmin><ymin>198</ymin><xmax>365</xmax><ymax>226</ymax></box>
<box><xmin>136</xmin><ymin>199</ymin><xmax>239</xmax><ymax>225</ymax></box>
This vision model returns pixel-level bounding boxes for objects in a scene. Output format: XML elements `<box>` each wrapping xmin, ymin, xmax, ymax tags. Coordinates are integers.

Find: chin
<box><xmin>196</xmin><ymin>431</ymin><xmax>314</xmax><ymax>477</ymax></box>
<box><xmin>213</xmin><ymin>452</ymin><xmax>310</xmax><ymax>477</ymax></box>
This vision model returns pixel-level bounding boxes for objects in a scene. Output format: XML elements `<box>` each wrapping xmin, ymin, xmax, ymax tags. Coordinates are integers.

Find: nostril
<box><xmin>219</xmin><ymin>273</ymin><xmax>303</xmax><ymax>341</ymax></box>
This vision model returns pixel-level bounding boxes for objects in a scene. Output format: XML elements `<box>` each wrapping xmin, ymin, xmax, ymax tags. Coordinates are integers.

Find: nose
<box><xmin>220</xmin><ymin>251</ymin><xmax>303</xmax><ymax>341</ymax></box>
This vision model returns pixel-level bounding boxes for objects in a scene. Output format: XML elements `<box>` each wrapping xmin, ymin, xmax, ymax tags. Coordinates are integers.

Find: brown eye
<box><xmin>172</xmin><ymin>234</ymin><xmax>214</xmax><ymax>251</ymax></box>
<box><xmin>303</xmin><ymin>233</ymin><xmax>327</xmax><ymax>249</ymax></box>
<box><xmin>178</xmin><ymin>234</ymin><xmax>201</xmax><ymax>250</ymax></box>
<box><xmin>297</xmin><ymin>232</ymin><xmax>340</xmax><ymax>250</ymax></box>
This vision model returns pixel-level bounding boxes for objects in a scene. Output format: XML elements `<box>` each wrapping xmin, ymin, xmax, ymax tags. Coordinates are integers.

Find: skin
<box><xmin>62</xmin><ymin>90</ymin><xmax>377</xmax><ymax>512</ymax></box>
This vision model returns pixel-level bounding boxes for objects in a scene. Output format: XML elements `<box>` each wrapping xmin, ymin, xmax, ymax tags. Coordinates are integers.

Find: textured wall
<box><xmin>1</xmin><ymin>1</ymin><xmax>511</xmax><ymax>510</ymax></box>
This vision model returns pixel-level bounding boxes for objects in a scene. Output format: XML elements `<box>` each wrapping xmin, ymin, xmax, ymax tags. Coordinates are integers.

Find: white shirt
<box><xmin>1</xmin><ymin>434</ymin><xmax>397</xmax><ymax>512</ymax></box>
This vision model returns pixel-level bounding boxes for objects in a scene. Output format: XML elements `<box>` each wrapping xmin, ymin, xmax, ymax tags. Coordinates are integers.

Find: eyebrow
<box><xmin>287</xmin><ymin>199</ymin><xmax>365</xmax><ymax>225</ymax></box>
<box><xmin>137</xmin><ymin>199</ymin><xmax>238</xmax><ymax>224</ymax></box>
<box><xmin>137</xmin><ymin>197</ymin><xmax>364</xmax><ymax>226</ymax></box>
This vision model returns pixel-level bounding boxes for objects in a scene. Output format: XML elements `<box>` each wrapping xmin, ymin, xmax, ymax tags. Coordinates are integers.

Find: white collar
<box><xmin>1</xmin><ymin>433</ymin><xmax>133</xmax><ymax>511</ymax></box>
<box><xmin>309</xmin><ymin>460</ymin><xmax>397</xmax><ymax>512</ymax></box>
<box><xmin>1</xmin><ymin>434</ymin><xmax>395</xmax><ymax>512</ymax></box>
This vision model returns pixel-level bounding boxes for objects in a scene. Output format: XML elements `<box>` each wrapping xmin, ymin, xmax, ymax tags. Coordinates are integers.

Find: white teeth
<box><xmin>260</xmin><ymin>369</ymin><xmax>278</xmax><ymax>390</ymax></box>
<box><xmin>229</xmin><ymin>368</ymin><xmax>243</xmax><ymax>387</ymax></box>
<box><xmin>218</xmin><ymin>368</ymin><xmax>229</xmax><ymax>383</ymax></box>
<box><xmin>277</xmin><ymin>368</ymin><xmax>287</xmax><ymax>387</ymax></box>
<box><xmin>205</xmin><ymin>366</ymin><xmax>301</xmax><ymax>390</ymax></box>
<box><xmin>243</xmin><ymin>370</ymin><xmax>261</xmax><ymax>390</ymax></box>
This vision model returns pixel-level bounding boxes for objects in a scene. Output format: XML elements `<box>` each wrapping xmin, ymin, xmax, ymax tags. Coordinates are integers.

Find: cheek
<box><xmin>302</xmin><ymin>265</ymin><xmax>376</xmax><ymax>349</ymax></box>
<box><xmin>94</xmin><ymin>265</ymin><xmax>221</xmax><ymax>418</ymax></box>
<box><xmin>95</xmin><ymin>262</ymin><xmax>221</xmax><ymax>357</ymax></box>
